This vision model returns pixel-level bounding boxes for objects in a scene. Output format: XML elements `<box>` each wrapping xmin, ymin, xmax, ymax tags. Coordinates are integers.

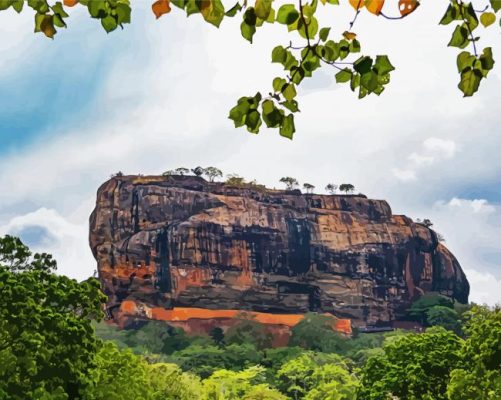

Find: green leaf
<box><xmin>360</xmin><ymin>71</ymin><xmax>379</xmax><ymax>92</ymax></box>
<box><xmin>457</xmin><ymin>51</ymin><xmax>476</xmax><ymax>72</ymax></box>
<box><xmin>101</xmin><ymin>15</ymin><xmax>118</xmax><ymax>33</ymax></box>
<box><xmin>283</xmin><ymin>83</ymin><xmax>297</xmax><ymax>100</ymax></box>
<box><xmin>490</xmin><ymin>0</ymin><xmax>501</xmax><ymax>12</ymax></box>
<box><xmin>349</xmin><ymin>39</ymin><xmax>361</xmax><ymax>53</ymax></box>
<box><xmin>374</xmin><ymin>55</ymin><xmax>395</xmax><ymax>75</ymax></box>
<box><xmin>354</xmin><ymin>56</ymin><xmax>373</xmax><ymax>74</ymax></box>
<box><xmin>448</xmin><ymin>24</ymin><xmax>470</xmax><ymax>49</ymax></box>
<box><xmin>479</xmin><ymin>47</ymin><xmax>495</xmax><ymax>75</ymax></box>
<box><xmin>439</xmin><ymin>3</ymin><xmax>460</xmax><ymax>25</ymax></box>
<box><xmin>51</xmin><ymin>2</ymin><xmax>68</xmax><ymax>18</ymax></box>
<box><xmin>246</xmin><ymin>110</ymin><xmax>262</xmax><ymax>133</ymax></box>
<box><xmin>319</xmin><ymin>27</ymin><xmax>330</xmax><ymax>41</ymax></box>
<box><xmin>276</xmin><ymin>4</ymin><xmax>299</xmax><ymax>25</ymax></box>
<box><xmin>279</xmin><ymin>114</ymin><xmax>295</xmax><ymax>139</ymax></box>
<box><xmin>458</xmin><ymin>68</ymin><xmax>483</xmax><ymax>96</ymax></box>
<box><xmin>335</xmin><ymin>69</ymin><xmax>352</xmax><ymax>83</ymax></box>
<box><xmin>229</xmin><ymin>97</ymin><xmax>251</xmax><ymax>128</ymax></box>
<box><xmin>116</xmin><ymin>3</ymin><xmax>131</xmax><ymax>25</ymax></box>
<box><xmin>273</xmin><ymin>77</ymin><xmax>287</xmax><ymax>92</ymax></box>
<box><xmin>350</xmin><ymin>73</ymin><xmax>360</xmax><ymax>91</ymax></box>
<box><xmin>87</xmin><ymin>0</ymin><xmax>107</xmax><ymax>18</ymax></box>
<box><xmin>262</xmin><ymin>100</ymin><xmax>284</xmax><ymax>128</ymax></box>
<box><xmin>480</xmin><ymin>12</ymin><xmax>496</xmax><ymax>27</ymax></box>
<box><xmin>12</xmin><ymin>0</ymin><xmax>24</xmax><ymax>13</ymax></box>
<box><xmin>240</xmin><ymin>20</ymin><xmax>256</xmax><ymax>42</ymax></box>
<box><xmin>290</xmin><ymin>66</ymin><xmax>305</xmax><ymax>84</ymax></box>
<box><xmin>272</xmin><ymin>46</ymin><xmax>287</xmax><ymax>63</ymax></box>
<box><xmin>339</xmin><ymin>39</ymin><xmax>350</xmax><ymax>60</ymax></box>
<box><xmin>323</xmin><ymin>40</ymin><xmax>340</xmax><ymax>61</ymax></box>
<box><xmin>255</xmin><ymin>0</ymin><xmax>272</xmax><ymax>20</ymax></box>
<box><xmin>298</xmin><ymin>15</ymin><xmax>318</xmax><ymax>39</ymax></box>
<box><xmin>280</xmin><ymin>99</ymin><xmax>300</xmax><ymax>112</ymax></box>
<box><xmin>225</xmin><ymin>2</ymin><xmax>242</xmax><ymax>17</ymax></box>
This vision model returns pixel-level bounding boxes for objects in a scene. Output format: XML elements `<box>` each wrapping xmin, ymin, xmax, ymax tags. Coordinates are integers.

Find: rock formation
<box><xmin>89</xmin><ymin>175</ymin><xmax>469</xmax><ymax>330</ymax></box>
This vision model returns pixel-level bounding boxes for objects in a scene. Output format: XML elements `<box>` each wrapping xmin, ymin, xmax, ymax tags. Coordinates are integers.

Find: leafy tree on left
<box><xmin>0</xmin><ymin>235</ymin><xmax>106</xmax><ymax>399</ymax></box>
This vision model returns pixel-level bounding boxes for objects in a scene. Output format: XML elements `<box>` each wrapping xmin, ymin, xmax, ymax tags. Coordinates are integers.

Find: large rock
<box><xmin>89</xmin><ymin>175</ymin><xmax>469</xmax><ymax>327</ymax></box>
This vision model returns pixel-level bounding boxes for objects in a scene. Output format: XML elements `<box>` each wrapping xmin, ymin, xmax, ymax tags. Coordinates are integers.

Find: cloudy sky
<box><xmin>0</xmin><ymin>1</ymin><xmax>499</xmax><ymax>304</ymax></box>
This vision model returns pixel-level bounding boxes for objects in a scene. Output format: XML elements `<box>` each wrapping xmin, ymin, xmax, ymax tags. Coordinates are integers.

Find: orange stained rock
<box><xmin>118</xmin><ymin>302</ymin><xmax>352</xmax><ymax>334</ymax></box>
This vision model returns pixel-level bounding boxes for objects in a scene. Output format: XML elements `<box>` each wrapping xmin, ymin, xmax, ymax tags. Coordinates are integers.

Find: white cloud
<box><xmin>0</xmin><ymin>208</ymin><xmax>93</xmax><ymax>281</ymax></box>
<box><xmin>0</xmin><ymin>3</ymin><xmax>500</xmax><ymax>304</ymax></box>
<box><xmin>447</xmin><ymin>197</ymin><xmax>495</xmax><ymax>214</ymax></box>
<box><xmin>423</xmin><ymin>137</ymin><xmax>457</xmax><ymax>159</ymax></box>
<box><xmin>422</xmin><ymin>198</ymin><xmax>501</xmax><ymax>305</ymax></box>
<box><xmin>393</xmin><ymin>137</ymin><xmax>458</xmax><ymax>182</ymax></box>
<box><xmin>462</xmin><ymin>268</ymin><xmax>501</xmax><ymax>305</ymax></box>
<box><xmin>392</xmin><ymin>168</ymin><xmax>417</xmax><ymax>182</ymax></box>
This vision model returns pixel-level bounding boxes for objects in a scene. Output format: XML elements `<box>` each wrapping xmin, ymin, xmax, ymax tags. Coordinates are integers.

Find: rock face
<box><xmin>89</xmin><ymin>175</ymin><xmax>469</xmax><ymax>327</ymax></box>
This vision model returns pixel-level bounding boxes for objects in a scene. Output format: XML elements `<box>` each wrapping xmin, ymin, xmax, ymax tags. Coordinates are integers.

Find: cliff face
<box><xmin>89</xmin><ymin>175</ymin><xmax>469</xmax><ymax>328</ymax></box>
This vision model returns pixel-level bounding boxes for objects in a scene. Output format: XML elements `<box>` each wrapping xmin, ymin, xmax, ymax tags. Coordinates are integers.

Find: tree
<box><xmin>175</xmin><ymin>167</ymin><xmax>190</xmax><ymax>176</ymax></box>
<box><xmin>338</xmin><ymin>184</ymin><xmax>355</xmax><ymax>194</ymax></box>
<box><xmin>82</xmin><ymin>342</ymin><xmax>152</xmax><ymax>400</ymax></box>
<box><xmin>0</xmin><ymin>235</ymin><xmax>106</xmax><ymax>399</ymax></box>
<box><xmin>422</xmin><ymin>218</ymin><xmax>434</xmax><ymax>228</ymax></box>
<box><xmin>447</xmin><ymin>305</ymin><xmax>501</xmax><ymax>400</ymax></box>
<box><xmin>303</xmin><ymin>183</ymin><xmax>315</xmax><ymax>194</ymax></box>
<box><xmin>289</xmin><ymin>313</ymin><xmax>349</xmax><ymax>354</ymax></box>
<box><xmin>147</xmin><ymin>363</ymin><xmax>203</xmax><ymax>400</ymax></box>
<box><xmin>276</xmin><ymin>352</ymin><xmax>352</xmax><ymax>399</ymax></box>
<box><xmin>304</xmin><ymin>363</ymin><xmax>359</xmax><ymax>400</ymax></box>
<box><xmin>407</xmin><ymin>293</ymin><xmax>454</xmax><ymax>326</ymax></box>
<box><xmin>122</xmin><ymin>320</ymin><xmax>191</xmax><ymax>355</ymax></box>
<box><xmin>226</xmin><ymin>174</ymin><xmax>246</xmax><ymax>186</ymax></box>
<box><xmin>168</xmin><ymin>342</ymin><xmax>262</xmax><ymax>379</ymax></box>
<box><xmin>280</xmin><ymin>176</ymin><xmax>299</xmax><ymax>190</ymax></box>
<box><xmin>209</xmin><ymin>327</ymin><xmax>226</xmax><ymax>347</ymax></box>
<box><xmin>242</xmin><ymin>384</ymin><xmax>289</xmax><ymax>400</ymax></box>
<box><xmin>225</xmin><ymin>315</ymin><xmax>273</xmax><ymax>350</ymax></box>
<box><xmin>325</xmin><ymin>184</ymin><xmax>338</xmax><ymax>194</ymax></box>
<box><xmin>204</xmin><ymin>167</ymin><xmax>223</xmax><ymax>182</ymax></box>
<box><xmin>426</xmin><ymin>306</ymin><xmax>461</xmax><ymax>332</ymax></box>
<box><xmin>192</xmin><ymin>166</ymin><xmax>204</xmax><ymax>177</ymax></box>
<box><xmin>359</xmin><ymin>327</ymin><xmax>463</xmax><ymax>400</ymax></box>
<box><xmin>4</xmin><ymin>1</ymin><xmax>497</xmax><ymax>139</ymax></box>
<box><xmin>202</xmin><ymin>366</ymin><xmax>267</xmax><ymax>400</ymax></box>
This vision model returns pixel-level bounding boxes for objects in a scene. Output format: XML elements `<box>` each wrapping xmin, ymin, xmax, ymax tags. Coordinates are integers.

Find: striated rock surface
<box><xmin>89</xmin><ymin>175</ymin><xmax>469</xmax><ymax>328</ymax></box>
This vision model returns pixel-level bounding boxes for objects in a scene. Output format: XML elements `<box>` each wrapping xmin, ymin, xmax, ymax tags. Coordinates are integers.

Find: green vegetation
<box><xmin>325</xmin><ymin>183</ymin><xmax>338</xmax><ymax>194</ymax></box>
<box><xmin>339</xmin><ymin>183</ymin><xmax>355</xmax><ymax>194</ymax></box>
<box><xmin>3</xmin><ymin>1</ymin><xmax>499</xmax><ymax>138</ymax></box>
<box><xmin>1</xmin><ymin>235</ymin><xmax>500</xmax><ymax>399</ymax></box>
<box><xmin>280</xmin><ymin>176</ymin><xmax>300</xmax><ymax>190</ymax></box>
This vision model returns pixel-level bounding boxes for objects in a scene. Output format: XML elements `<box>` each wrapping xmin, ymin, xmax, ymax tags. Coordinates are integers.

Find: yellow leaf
<box><xmin>398</xmin><ymin>0</ymin><xmax>419</xmax><ymax>16</ymax></box>
<box><xmin>365</xmin><ymin>0</ymin><xmax>385</xmax><ymax>15</ymax></box>
<box><xmin>349</xmin><ymin>0</ymin><xmax>365</xmax><ymax>10</ymax></box>
<box><xmin>41</xmin><ymin>15</ymin><xmax>56</xmax><ymax>39</ymax></box>
<box><xmin>480</xmin><ymin>12</ymin><xmax>496</xmax><ymax>27</ymax></box>
<box><xmin>343</xmin><ymin>31</ymin><xmax>357</xmax><ymax>40</ymax></box>
<box><xmin>152</xmin><ymin>0</ymin><xmax>171</xmax><ymax>19</ymax></box>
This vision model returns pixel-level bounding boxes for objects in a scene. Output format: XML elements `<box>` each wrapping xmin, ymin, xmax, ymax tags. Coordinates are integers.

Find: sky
<box><xmin>0</xmin><ymin>1</ymin><xmax>500</xmax><ymax>305</ymax></box>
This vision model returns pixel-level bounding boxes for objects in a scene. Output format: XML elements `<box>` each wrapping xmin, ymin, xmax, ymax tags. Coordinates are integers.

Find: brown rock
<box><xmin>89</xmin><ymin>175</ymin><xmax>469</xmax><ymax>328</ymax></box>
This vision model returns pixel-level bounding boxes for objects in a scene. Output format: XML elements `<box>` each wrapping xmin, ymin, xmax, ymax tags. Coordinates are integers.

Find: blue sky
<box><xmin>0</xmin><ymin>2</ymin><xmax>500</xmax><ymax>304</ymax></box>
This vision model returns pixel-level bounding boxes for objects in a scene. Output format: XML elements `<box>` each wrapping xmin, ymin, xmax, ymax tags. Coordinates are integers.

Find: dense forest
<box><xmin>1</xmin><ymin>235</ymin><xmax>499</xmax><ymax>399</ymax></box>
